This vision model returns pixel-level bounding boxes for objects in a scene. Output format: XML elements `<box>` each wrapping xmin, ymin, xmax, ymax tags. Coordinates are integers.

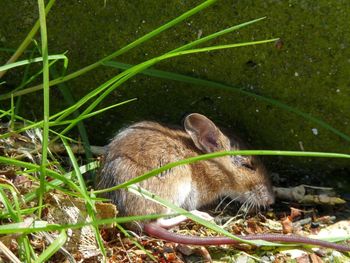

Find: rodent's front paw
<box><xmin>191</xmin><ymin>210</ymin><xmax>214</xmax><ymax>222</ymax></box>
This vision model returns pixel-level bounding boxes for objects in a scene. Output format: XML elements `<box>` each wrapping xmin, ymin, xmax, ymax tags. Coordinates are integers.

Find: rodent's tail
<box><xmin>144</xmin><ymin>222</ymin><xmax>350</xmax><ymax>251</ymax></box>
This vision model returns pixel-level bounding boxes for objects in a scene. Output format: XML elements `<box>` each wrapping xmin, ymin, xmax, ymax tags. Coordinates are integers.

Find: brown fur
<box><xmin>96</xmin><ymin>113</ymin><xmax>274</xmax><ymax>228</ymax></box>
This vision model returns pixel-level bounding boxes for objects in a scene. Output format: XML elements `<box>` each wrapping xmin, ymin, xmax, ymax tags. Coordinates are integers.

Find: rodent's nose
<box><xmin>257</xmin><ymin>185</ymin><xmax>275</xmax><ymax>207</ymax></box>
<box><xmin>266</xmin><ymin>194</ymin><xmax>275</xmax><ymax>206</ymax></box>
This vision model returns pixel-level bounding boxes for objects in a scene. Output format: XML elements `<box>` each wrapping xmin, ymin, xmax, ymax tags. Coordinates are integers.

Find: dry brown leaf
<box><xmin>281</xmin><ymin>216</ymin><xmax>293</xmax><ymax>234</ymax></box>
<box><xmin>309</xmin><ymin>253</ymin><xmax>324</xmax><ymax>263</ymax></box>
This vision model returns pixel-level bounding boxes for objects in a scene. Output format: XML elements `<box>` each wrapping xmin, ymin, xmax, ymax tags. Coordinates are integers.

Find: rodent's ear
<box><xmin>184</xmin><ymin>113</ymin><xmax>227</xmax><ymax>153</ymax></box>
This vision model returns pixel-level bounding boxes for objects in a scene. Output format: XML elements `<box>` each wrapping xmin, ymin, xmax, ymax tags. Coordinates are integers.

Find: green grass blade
<box><xmin>10</xmin><ymin>56</ymin><xmax>68</xmax><ymax>97</ymax></box>
<box><xmin>2</xmin><ymin>19</ymin><xmax>275</xmax><ymax>146</ymax></box>
<box><xmin>50</xmin><ymin>64</ymin><xmax>94</xmax><ymax>167</ymax></box>
<box><xmin>1</xmin><ymin>207</ymin><xmax>45</xmax><ymax>220</ymax></box>
<box><xmin>170</xmin><ymin>17</ymin><xmax>267</xmax><ymax>53</ymax></box>
<box><xmin>60</xmin><ymin>138</ymin><xmax>94</xmax><ymax>208</ymax></box>
<box><xmin>0</xmin><ymin>215</ymin><xmax>168</xmax><ymax>234</ymax></box>
<box><xmin>34</xmin><ymin>230</ymin><xmax>67</xmax><ymax>263</ymax></box>
<box><xmin>0</xmin><ymin>189</ymin><xmax>18</xmax><ymax>222</ymax></box>
<box><xmin>37</xmin><ymin>0</ymin><xmax>50</xmax><ymax>218</ymax></box>
<box><xmin>13</xmin><ymin>48</ymin><xmax>36</xmax><ymax>116</ymax></box>
<box><xmin>3</xmin><ymin>0</ymin><xmax>217</xmax><ymax>98</ymax></box>
<box><xmin>51</xmin><ymin>98</ymin><xmax>137</xmax><ymax>126</ymax></box>
<box><xmin>0</xmin><ymin>220</ymin><xmax>48</xmax><ymax>234</ymax></box>
<box><xmin>0</xmin><ymin>109</ymin><xmax>76</xmax><ymax>140</ymax></box>
<box><xmin>4</xmin><ymin>18</ymin><xmax>270</xmax><ymax>136</ymax></box>
<box><xmin>95</xmin><ymin>150</ymin><xmax>350</xmax><ymax>194</ymax></box>
<box><xmin>0</xmin><ymin>54</ymin><xmax>67</xmax><ymax>72</ymax></box>
<box><xmin>0</xmin><ymin>183</ymin><xmax>34</xmax><ymax>262</ymax></box>
<box><xmin>0</xmin><ymin>155</ymin><xmax>53</xmax><ymax>172</ymax></box>
<box><xmin>0</xmin><ymin>109</ymin><xmax>12</xmax><ymax>118</ymax></box>
<box><xmin>48</xmin><ymin>12</ymin><xmax>256</xmax><ymax>125</ymax></box>
<box><xmin>46</xmin><ymin>0</ymin><xmax>217</xmax><ymax>85</ymax></box>
<box><xmin>23</xmin><ymin>161</ymin><xmax>99</xmax><ymax>203</ymax></box>
<box><xmin>52</xmin><ymin>73</ymin><xmax>130</xmax><ymax>123</ymax></box>
<box><xmin>61</xmin><ymin>137</ymin><xmax>106</xmax><ymax>258</ymax></box>
<box><xmin>156</xmin><ymin>39</ymin><xmax>279</xmax><ymax>59</ymax></box>
<box><xmin>0</xmin><ymin>184</ymin><xmax>21</xmax><ymax>221</ymax></box>
<box><xmin>128</xmin><ymin>185</ymin><xmax>279</xmax><ymax>247</ymax></box>
<box><xmin>105</xmin><ymin>61</ymin><xmax>350</xmax><ymax>143</ymax></box>
<box><xmin>128</xmin><ymin>185</ymin><xmax>350</xmax><ymax>247</ymax></box>
<box><xmin>10</xmin><ymin>95</ymin><xmax>15</xmax><ymax>130</ymax></box>
<box><xmin>18</xmin><ymin>236</ymin><xmax>34</xmax><ymax>262</ymax></box>
<box><xmin>0</xmin><ymin>0</ymin><xmax>56</xmax><ymax>79</ymax></box>
<box><xmin>0</xmin><ymin>155</ymin><xmax>85</xmax><ymax>202</ymax></box>
<box><xmin>56</xmin><ymin>39</ymin><xmax>277</xmax><ymax>139</ymax></box>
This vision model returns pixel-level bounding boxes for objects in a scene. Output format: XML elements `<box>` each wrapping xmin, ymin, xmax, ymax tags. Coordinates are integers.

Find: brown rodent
<box><xmin>97</xmin><ymin>113</ymin><xmax>349</xmax><ymax>251</ymax></box>
<box><xmin>98</xmin><ymin>113</ymin><xmax>274</xmax><ymax>220</ymax></box>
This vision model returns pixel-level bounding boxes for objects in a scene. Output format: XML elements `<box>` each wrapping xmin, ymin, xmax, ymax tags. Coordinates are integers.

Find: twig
<box><xmin>0</xmin><ymin>240</ymin><xmax>22</xmax><ymax>263</ymax></box>
<box><xmin>273</xmin><ymin>185</ymin><xmax>346</xmax><ymax>205</ymax></box>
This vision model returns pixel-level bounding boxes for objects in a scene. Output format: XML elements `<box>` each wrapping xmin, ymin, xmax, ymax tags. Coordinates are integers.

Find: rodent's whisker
<box><xmin>221</xmin><ymin>196</ymin><xmax>240</xmax><ymax>213</ymax></box>
<box><xmin>214</xmin><ymin>195</ymin><xmax>230</xmax><ymax>212</ymax></box>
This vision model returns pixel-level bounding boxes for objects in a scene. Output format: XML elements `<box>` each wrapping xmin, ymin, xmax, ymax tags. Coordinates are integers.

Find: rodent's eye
<box><xmin>231</xmin><ymin>155</ymin><xmax>255</xmax><ymax>170</ymax></box>
<box><xmin>241</xmin><ymin>162</ymin><xmax>255</xmax><ymax>170</ymax></box>
<box><xmin>230</xmin><ymin>155</ymin><xmax>255</xmax><ymax>170</ymax></box>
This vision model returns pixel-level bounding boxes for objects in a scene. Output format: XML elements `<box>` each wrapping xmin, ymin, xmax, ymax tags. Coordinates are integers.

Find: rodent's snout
<box><xmin>266</xmin><ymin>191</ymin><xmax>275</xmax><ymax>206</ymax></box>
<box><xmin>251</xmin><ymin>184</ymin><xmax>275</xmax><ymax>208</ymax></box>
<box><xmin>262</xmin><ymin>185</ymin><xmax>275</xmax><ymax>206</ymax></box>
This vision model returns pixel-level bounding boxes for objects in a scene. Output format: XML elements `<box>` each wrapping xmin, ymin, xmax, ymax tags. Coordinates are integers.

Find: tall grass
<box><xmin>0</xmin><ymin>0</ymin><xmax>349</xmax><ymax>262</ymax></box>
<box><xmin>37</xmin><ymin>0</ymin><xmax>50</xmax><ymax>219</ymax></box>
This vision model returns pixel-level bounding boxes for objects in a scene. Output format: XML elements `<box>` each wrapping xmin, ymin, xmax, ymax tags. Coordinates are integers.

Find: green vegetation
<box><xmin>0</xmin><ymin>0</ymin><xmax>349</xmax><ymax>262</ymax></box>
